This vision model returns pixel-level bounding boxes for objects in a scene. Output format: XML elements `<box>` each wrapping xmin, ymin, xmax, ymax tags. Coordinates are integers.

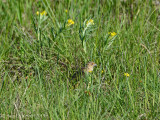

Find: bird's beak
<box><xmin>94</xmin><ymin>64</ymin><xmax>97</xmax><ymax>67</ymax></box>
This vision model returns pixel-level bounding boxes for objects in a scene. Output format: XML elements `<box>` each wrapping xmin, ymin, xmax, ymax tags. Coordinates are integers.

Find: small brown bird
<box><xmin>82</xmin><ymin>62</ymin><xmax>97</xmax><ymax>74</ymax></box>
<box><xmin>70</xmin><ymin>61</ymin><xmax>97</xmax><ymax>81</ymax></box>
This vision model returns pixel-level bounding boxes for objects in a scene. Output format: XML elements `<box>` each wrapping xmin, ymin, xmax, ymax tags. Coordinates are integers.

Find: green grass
<box><xmin>0</xmin><ymin>0</ymin><xmax>160</xmax><ymax>119</ymax></box>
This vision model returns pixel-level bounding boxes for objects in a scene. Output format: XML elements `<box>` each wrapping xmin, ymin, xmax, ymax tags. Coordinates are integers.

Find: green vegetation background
<box><xmin>0</xmin><ymin>0</ymin><xmax>160</xmax><ymax>119</ymax></box>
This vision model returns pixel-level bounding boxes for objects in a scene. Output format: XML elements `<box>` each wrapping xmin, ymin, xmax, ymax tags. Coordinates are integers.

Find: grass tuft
<box><xmin>0</xmin><ymin>0</ymin><xmax>160</xmax><ymax>119</ymax></box>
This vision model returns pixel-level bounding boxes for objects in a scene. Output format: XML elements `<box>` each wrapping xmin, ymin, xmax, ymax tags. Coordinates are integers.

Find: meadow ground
<box><xmin>0</xmin><ymin>0</ymin><xmax>160</xmax><ymax>119</ymax></box>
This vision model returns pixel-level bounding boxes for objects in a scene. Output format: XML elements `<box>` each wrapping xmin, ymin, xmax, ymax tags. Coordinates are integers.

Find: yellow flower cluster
<box><xmin>86</xmin><ymin>19</ymin><xmax>94</xmax><ymax>26</ymax></box>
<box><xmin>108</xmin><ymin>32</ymin><xmax>117</xmax><ymax>37</ymax></box>
<box><xmin>66</xmin><ymin>19</ymin><xmax>75</xmax><ymax>26</ymax></box>
<box><xmin>124</xmin><ymin>73</ymin><xmax>130</xmax><ymax>77</ymax></box>
<box><xmin>65</xmin><ymin>9</ymin><xmax>68</xmax><ymax>13</ymax></box>
<box><xmin>36</xmin><ymin>10</ymin><xmax>47</xmax><ymax>16</ymax></box>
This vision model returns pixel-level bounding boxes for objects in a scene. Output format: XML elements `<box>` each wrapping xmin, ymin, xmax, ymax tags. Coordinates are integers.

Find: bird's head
<box><xmin>85</xmin><ymin>62</ymin><xmax>97</xmax><ymax>73</ymax></box>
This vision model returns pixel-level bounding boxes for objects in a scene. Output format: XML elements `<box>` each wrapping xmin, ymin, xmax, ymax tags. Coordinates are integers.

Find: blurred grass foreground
<box><xmin>0</xmin><ymin>0</ymin><xmax>160</xmax><ymax>119</ymax></box>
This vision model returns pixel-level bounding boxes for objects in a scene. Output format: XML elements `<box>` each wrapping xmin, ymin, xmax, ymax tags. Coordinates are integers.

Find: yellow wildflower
<box><xmin>40</xmin><ymin>11</ymin><xmax>47</xmax><ymax>16</ymax></box>
<box><xmin>108</xmin><ymin>32</ymin><xmax>117</xmax><ymax>37</ymax></box>
<box><xmin>86</xmin><ymin>19</ymin><xmax>94</xmax><ymax>26</ymax></box>
<box><xmin>36</xmin><ymin>11</ymin><xmax>47</xmax><ymax>16</ymax></box>
<box><xmin>65</xmin><ymin>9</ymin><xmax>68</xmax><ymax>13</ymax></box>
<box><xmin>66</xmin><ymin>19</ymin><xmax>74</xmax><ymax>26</ymax></box>
<box><xmin>36</xmin><ymin>11</ymin><xmax>40</xmax><ymax>15</ymax></box>
<box><xmin>124</xmin><ymin>73</ymin><xmax>130</xmax><ymax>77</ymax></box>
<box><xmin>101</xmin><ymin>70</ymin><xmax>104</xmax><ymax>73</ymax></box>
